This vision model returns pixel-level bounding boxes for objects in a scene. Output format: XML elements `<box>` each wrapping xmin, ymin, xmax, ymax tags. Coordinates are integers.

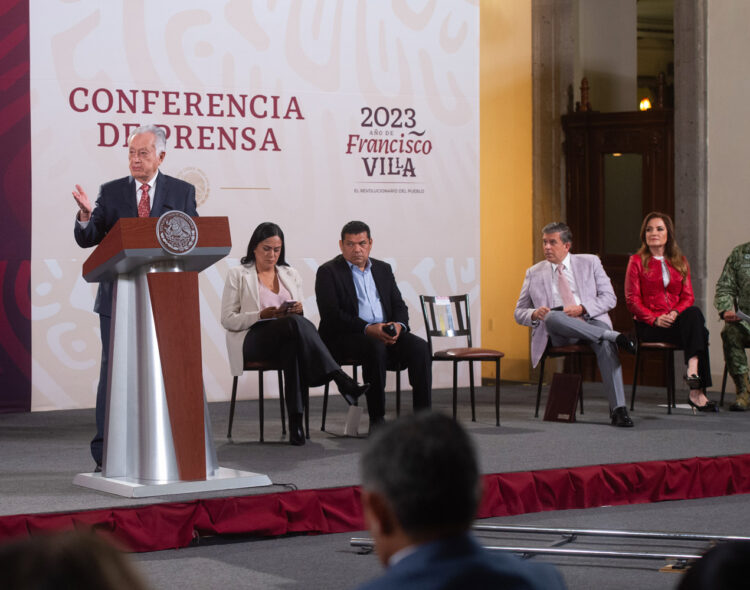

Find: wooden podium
<box><xmin>73</xmin><ymin>216</ymin><xmax>271</xmax><ymax>497</ymax></box>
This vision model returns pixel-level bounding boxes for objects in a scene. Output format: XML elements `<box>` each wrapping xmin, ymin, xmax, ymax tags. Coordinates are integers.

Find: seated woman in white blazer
<box><xmin>221</xmin><ymin>222</ymin><xmax>369</xmax><ymax>445</ymax></box>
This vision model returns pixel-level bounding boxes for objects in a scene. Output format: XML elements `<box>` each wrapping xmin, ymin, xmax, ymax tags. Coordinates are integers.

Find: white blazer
<box><xmin>221</xmin><ymin>262</ymin><xmax>304</xmax><ymax>376</ymax></box>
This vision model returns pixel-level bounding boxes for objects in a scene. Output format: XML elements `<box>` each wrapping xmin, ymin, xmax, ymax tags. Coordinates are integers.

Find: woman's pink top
<box><xmin>259</xmin><ymin>278</ymin><xmax>292</xmax><ymax>310</ymax></box>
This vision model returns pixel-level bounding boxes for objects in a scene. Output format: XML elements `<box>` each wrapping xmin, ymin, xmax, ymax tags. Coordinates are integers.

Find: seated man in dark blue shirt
<box><xmin>356</xmin><ymin>412</ymin><xmax>567</xmax><ymax>590</ymax></box>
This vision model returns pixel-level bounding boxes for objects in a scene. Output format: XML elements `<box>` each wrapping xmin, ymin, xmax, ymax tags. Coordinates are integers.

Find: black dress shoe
<box><xmin>333</xmin><ymin>371</ymin><xmax>370</xmax><ymax>405</ymax></box>
<box><xmin>94</xmin><ymin>463</ymin><xmax>102</xmax><ymax>473</ymax></box>
<box><xmin>289</xmin><ymin>413</ymin><xmax>306</xmax><ymax>446</ymax></box>
<box><xmin>611</xmin><ymin>406</ymin><xmax>634</xmax><ymax>427</ymax></box>
<box><xmin>368</xmin><ymin>416</ymin><xmax>385</xmax><ymax>434</ymax></box>
<box><xmin>615</xmin><ymin>334</ymin><xmax>636</xmax><ymax>355</ymax></box>
<box><xmin>290</xmin><ymin>425</ymin><xmax>305</xmax><ymax>446</ymax></box>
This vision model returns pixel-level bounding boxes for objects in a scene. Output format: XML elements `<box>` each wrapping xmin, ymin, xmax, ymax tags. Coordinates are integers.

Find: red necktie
<box><xmin>556</xmin><ymin>264</ymin><xmax>577</xmax><ymax>307</ymax></box>
<box><xmin>138</xmin><ymin>184</ymin><xmax>150</xmax><ymax>217</ymax></box>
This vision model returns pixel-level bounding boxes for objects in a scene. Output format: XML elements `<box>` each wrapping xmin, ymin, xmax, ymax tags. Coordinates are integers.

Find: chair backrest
<box><xmin>419</xmin><ymin>294</ymin><xmax>473</xmax><ymax>352</ymax></box>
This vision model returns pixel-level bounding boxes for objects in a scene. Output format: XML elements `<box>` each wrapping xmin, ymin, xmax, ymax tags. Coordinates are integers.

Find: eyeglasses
<box><xmin>129</xmin><ymin>149</ymin><xmax>154</xmax><ymax>159</ymax></box>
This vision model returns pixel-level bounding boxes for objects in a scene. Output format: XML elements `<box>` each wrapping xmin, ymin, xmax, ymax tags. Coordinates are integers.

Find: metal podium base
<box><xmin>73</xmin><ymin>467</ymin><xmax>272</xmax><ymax>498</ymax></box>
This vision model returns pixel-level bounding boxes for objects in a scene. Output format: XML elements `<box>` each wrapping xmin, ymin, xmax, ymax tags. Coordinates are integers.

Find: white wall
<box><xmin>706</xmin><ymin>0</ymin><xmax>750</xmax><ymax>388</ymax></box>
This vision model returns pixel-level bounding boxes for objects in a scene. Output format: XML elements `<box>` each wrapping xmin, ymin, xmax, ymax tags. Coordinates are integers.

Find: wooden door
<box><xmin>562</xmin><ymin>109</ymin><xmax>674</xmax><ymax>385</ymax></box>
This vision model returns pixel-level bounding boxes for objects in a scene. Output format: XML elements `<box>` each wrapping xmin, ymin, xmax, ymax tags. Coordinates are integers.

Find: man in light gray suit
<box><xmin>514</xmin><ymin>222</ymin><xmax>636</xmax><ymax>427</ymax></box>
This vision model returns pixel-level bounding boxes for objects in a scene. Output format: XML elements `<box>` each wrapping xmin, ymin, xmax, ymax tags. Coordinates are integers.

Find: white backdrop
<box><xmin>30</xmin><ymin>0</ymin><xmax>479</xmax><ymax>410</ymax></box>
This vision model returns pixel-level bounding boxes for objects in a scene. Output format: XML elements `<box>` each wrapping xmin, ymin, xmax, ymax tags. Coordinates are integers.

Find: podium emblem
<box><xmin>156</xmin><ymin>211</ymin><xmax>198</xmax><ymax>255</ymax></box>
<box><xmin>178</xmin><ymin>167</ymin><xmax>210</xmax><ymax>207</ymax></box>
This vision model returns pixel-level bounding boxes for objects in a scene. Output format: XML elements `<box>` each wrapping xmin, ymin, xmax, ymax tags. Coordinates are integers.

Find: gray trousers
<box><xmin>544</xmin><ymin>311</ymin><xmax>626</xmax><ymax>410</ymax></box>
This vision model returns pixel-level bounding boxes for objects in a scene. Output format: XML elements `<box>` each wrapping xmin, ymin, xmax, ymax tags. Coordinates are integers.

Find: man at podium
<box><xmin>72</xmin><ymin>124</ymin><xmax>198</xmax><ymax>471</ymax></box>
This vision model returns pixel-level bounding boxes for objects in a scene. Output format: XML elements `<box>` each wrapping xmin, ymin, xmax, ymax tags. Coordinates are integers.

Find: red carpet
<box><xmin>2</xmin><ymin>453</ymin><xmax>749</xmax><ymax>552</ymax></box>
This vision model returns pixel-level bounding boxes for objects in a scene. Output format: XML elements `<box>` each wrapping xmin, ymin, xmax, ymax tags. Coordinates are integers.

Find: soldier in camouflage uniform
<box><xmin>714</xmin><ymin>242</ymin><xmax>750</xmax><ymax>411</ymax></box>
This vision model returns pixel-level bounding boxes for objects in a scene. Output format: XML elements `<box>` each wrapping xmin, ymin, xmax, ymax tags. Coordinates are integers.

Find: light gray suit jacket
<box><xmin>220</xmin><ymin>263</ymin><xmax>304</xmax><ymax>376</ymax></box>
<box><xmin>514</xmin><ymin>254</ymin><xmax>617</xmax><ymax>367</ymax></box>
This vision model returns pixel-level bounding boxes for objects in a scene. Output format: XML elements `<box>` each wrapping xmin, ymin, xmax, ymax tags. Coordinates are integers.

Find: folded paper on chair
<box><xmin>434</xmin><ymin>296</ymin><xmax>456</xmax><ymax>336</ymax></box>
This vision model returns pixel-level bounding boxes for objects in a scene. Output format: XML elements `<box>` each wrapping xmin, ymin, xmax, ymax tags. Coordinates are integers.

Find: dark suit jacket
<box><xmin>355</xmin><ymin>534</ymin><xmax>566</xmax><ymax>590</ymax></box>
<box><xmin>73</xmin><ymin>172</ymin><xmax>197</xmax><ymax>317</ymax></box>
<box><xmin>315</xmin><ymin>254</ymin><xmax>409</xmax><ymax>343</ymax></box>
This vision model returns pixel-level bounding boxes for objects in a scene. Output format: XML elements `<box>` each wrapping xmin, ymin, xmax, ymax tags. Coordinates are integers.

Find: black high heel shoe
<box><xmin>686</xmin><ymin>397</ymin><xmax>718</xmax><ymax>414</ymax></box>
<box><xmin>332</xmin><ymin>371</ymin><xmax>370</xmax><ymax>406</ymax></box>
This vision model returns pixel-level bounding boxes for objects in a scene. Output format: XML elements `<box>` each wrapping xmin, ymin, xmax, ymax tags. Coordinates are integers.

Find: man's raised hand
<box><xmin>72</xmin><ymin>184</ymin><xmax>92</xmax><ymax>222</ymax></box>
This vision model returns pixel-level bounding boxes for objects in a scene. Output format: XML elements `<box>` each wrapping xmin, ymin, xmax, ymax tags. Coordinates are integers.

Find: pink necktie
<box><xmin>137</xmin><ymin>184</ymin><xmax>150</xmax><ymax>218</ymax></box>
<box><xmin>557</xmin><ymin>264</ymin><xmax>577</xmax><ymax>308</ymax></box>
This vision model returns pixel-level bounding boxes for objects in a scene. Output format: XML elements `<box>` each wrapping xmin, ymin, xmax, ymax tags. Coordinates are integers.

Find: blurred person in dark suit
<box><xmin>677</xmin><ymin>541</ymin><xmax>750</xmax><ymax>590</ymax></box>
<box><xmin>355</xmin><ymin>412</ymin><xmax>566</xmax><ymax>590</ymax></box>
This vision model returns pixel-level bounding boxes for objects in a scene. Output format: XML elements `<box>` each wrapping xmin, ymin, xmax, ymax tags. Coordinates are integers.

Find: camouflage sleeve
<box><xmin>715</xmin><ymin>247</ymin><xmax>739</xmax><ymax>314</ymax></box>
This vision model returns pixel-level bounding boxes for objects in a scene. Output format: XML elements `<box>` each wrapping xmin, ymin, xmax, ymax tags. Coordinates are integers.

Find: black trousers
<box><xmin>327</xmin><ymin>331</ymin><xmax>432</xmax><ymax>419</ymax></box>
<box><xmin>91</xmin><ymin>313</ymin><xmax>110</xmax><ymax>465</ymax></box>
<box><xmin>635</xmin><ymin>306</ymin><xmax>712</xmax><ymax>388</ymax></box>
<box><xmin>243</xmin><ymin>314</ymin><xmax>339</xmax><ymax>415</ymax></box>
